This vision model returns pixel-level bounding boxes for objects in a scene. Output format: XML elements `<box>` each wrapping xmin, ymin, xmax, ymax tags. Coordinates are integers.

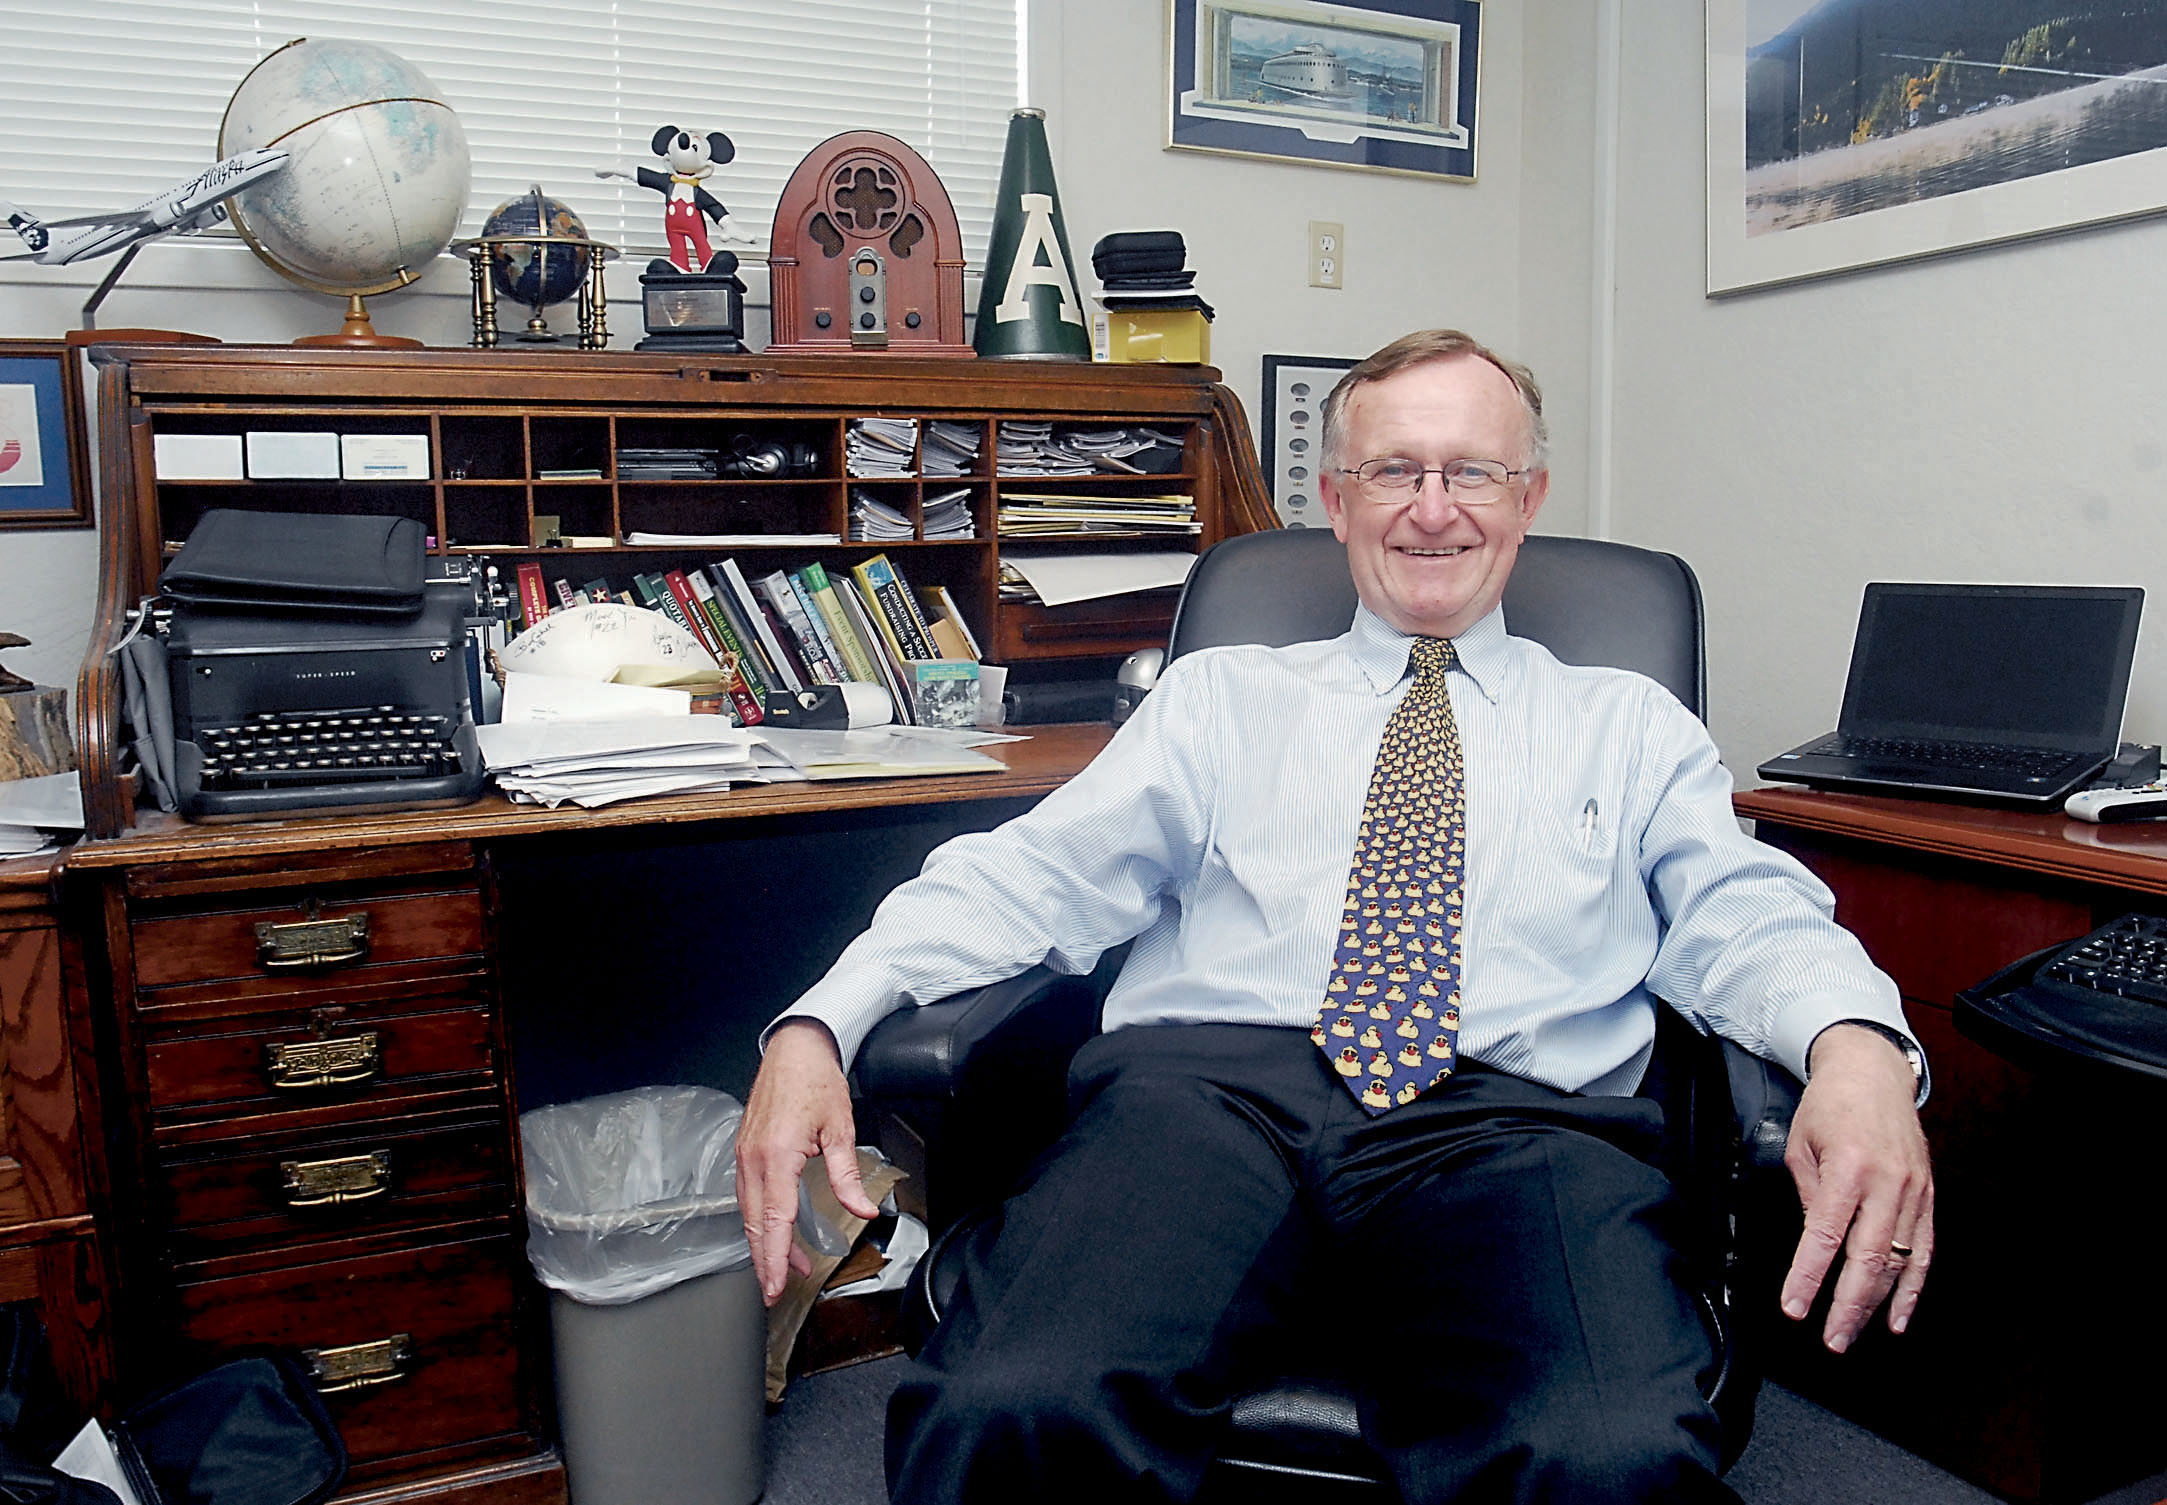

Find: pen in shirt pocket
<box><xmin>1579</xmin><ymin>797</ymin><xmax>1601</xmax><ymax>852</ymax></box>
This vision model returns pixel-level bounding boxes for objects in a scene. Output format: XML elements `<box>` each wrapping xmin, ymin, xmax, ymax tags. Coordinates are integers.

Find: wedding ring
<box><xmin>1889</xmin><ymin>1240</ymin><xmax>1914</xmax><ymax>1258</ymax></box>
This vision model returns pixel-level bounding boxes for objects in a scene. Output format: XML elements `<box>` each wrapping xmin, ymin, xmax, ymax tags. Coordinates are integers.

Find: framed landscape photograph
<box><xmin>1168</xmin><ymin>0</ymin><xmax>1481</xmax><ymax>180</ymax></box>
<box><xmin>0</xmin><ymin>340</ymin><xmax>90</xmax><ymax>530</ymax></box>
<box><xmin>1708</xmin><ymin>0</ymin><xmax>2167</xmax><ymax>294</ymax></box>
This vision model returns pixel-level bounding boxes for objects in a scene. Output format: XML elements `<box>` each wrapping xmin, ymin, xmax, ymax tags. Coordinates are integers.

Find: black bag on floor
<box><xmin>110</xmin><ymin>1356</ymin><xmax>345</xmax><ymax>1505</ymax></box>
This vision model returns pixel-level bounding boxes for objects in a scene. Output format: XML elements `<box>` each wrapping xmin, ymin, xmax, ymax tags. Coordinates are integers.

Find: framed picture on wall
<box><xmin>1260</xmin><ymin>353</ymin><xmax>1359</xmax><ymax>528</ymax></box>
<box><xmin>1708</xmin><ymin>1</ymin><xmax>2167</xmax><ymax>295</ymax></box>
<box><xmin>0</xmin><ymin>340</ymin><xmax>91</xmax><ymax>530</ymax></box>
<box><xmin>1167</xmin><ymin>0</ymin><xmax>1481</xmax><ymax>181</ymax></box>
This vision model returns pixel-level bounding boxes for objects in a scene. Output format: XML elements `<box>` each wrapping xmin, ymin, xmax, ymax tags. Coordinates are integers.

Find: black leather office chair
<box><xmin>855</xmin><ymin>529</ymin><xmax>1800</xmax><ymax>1499</ymax></box>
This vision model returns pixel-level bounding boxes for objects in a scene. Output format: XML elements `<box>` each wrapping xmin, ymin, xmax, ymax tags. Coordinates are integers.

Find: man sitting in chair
<box><xmin>738</xmin><ymin>329</ymin><xmax>1933</xmax><ymax>1503</ymax></box>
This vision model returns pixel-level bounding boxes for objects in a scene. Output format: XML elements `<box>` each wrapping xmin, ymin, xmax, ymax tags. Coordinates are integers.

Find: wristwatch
<box><xmin>1826</xmin><ymin>1019</ymin><xmax>1929</xmax><ymax>1105</ymax></box>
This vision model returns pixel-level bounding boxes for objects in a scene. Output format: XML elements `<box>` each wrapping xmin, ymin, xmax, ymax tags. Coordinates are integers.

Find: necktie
<box><xmin>1311</xmin><ymin>638</ymin><xmax>1465</xmax><ymax>1114</ymax></box>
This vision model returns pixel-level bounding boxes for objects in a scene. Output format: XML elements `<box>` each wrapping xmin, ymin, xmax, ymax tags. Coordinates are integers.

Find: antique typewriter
<box><xmin>160</xmin><ymin>511</ymin><xmax>488</xmax><ymax>822</ymax></box>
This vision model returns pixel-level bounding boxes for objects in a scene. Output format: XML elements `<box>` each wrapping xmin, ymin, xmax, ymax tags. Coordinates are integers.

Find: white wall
<box><xmin>1031</xmin><ymin>0</ymin><xmax>1535</xmax><ymax>517</ymax></box>
<box><xmin>1588</xmin><ymin>4</ymin><xmax>2167</xmax><ymax>777</ymax></box>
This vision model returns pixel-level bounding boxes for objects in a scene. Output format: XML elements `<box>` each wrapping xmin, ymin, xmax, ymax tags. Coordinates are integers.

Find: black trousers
<box><xmin>886</xmin><ymin>1023</ymin><xmax>1736</xmax><ymax>1505</ymax></box>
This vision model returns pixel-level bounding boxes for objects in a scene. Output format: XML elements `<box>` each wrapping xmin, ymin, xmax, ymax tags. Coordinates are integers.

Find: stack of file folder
<box><xmin>996</xmin><ymin>422</ymin><xmax>1185</xmax><ymax>476</ymax></box>
<box><xmin>998</xmin><ymin>491</ymin><xmax>1196</xmax><ymax>539</ymax></box>
<box><xmin>922</xmin><ymin>420</ymin><xmax>984</xmax><ymax>477</ymax></box>
<box><xmin>846</xmin><ymin>417</ymin><xmax>918</xmax><ymax>477</ymax></box>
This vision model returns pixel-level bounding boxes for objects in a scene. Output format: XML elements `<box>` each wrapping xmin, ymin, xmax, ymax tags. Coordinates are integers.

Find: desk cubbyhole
<box><xmin>536</xmin><ymin>485</ymin><xmax>613</xmax><ymax>544</ymax></box>
<box><xmin>617</xmin><ymin>481</ymin><xmax>840</xmax><ymax>542</ymax></box>
<box><xmin>613</xmin><ymin>417</ymin><xmax>833</xmax><ymax>481</ymax></box>
<box><xmin>156</xmin><ymin>484</ymin><xmax>436</xmax><ymax>554</ymax></box>
<box><xmin>847</xmin><ymin>480</ymin><xmax>918</xmax><ymax>541</ymax></box>
<box><xmin>529</xmin><ymin>417</ymin><xmax>609</xmax><ymax>481</ymax></box>
<box><xmin>439</xmin><ymin>417</ymin><xmax>525</xmax><ymax>482</ymax></box>
<box><xmin>443</xmin><ymin>488</ymin><xmax>532</xmax><ymax>551</ymax></box>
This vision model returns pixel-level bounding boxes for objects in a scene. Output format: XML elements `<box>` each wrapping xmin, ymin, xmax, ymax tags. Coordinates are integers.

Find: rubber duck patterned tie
<box><xmin>1312</xmin><ymin>637</ymin><xmax>1465</xmax><ymax>1114</ymax></box>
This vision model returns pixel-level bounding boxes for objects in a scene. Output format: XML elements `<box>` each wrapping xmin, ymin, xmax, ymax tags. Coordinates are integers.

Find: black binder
<box><xmin>161</xmin><ymin>510</ymin><xmax>426</xmax><ymax>616</ymax></box>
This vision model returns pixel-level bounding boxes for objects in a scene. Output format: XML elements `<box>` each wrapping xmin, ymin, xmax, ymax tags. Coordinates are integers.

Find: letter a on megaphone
<box><xmin>974</xmin><ymin>107</ymin><xmax>1090</xmax><ymax>360</ymax></box>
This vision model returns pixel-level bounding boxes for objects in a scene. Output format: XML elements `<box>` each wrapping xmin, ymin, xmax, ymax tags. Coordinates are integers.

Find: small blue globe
<box><xmin>482</xmin><ymin>187</ymin><xmax>593</xmax><ymax>309</ymax></box>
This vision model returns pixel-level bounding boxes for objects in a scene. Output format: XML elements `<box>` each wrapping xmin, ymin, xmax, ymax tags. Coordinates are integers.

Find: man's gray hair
<box><xmin>1320</xmin><ymin>329</ymin><xmax>1548</xmax><ymax>474</ymax></box>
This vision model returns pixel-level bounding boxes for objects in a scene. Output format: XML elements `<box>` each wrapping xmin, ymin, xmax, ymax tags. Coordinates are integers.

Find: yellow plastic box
<box><xmin>1094</xmin><ymin>307</ymin><xmax>1212</xmax><ymax>365</ymax></box>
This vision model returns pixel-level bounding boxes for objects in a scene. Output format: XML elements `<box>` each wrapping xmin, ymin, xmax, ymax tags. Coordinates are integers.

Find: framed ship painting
<box><xmin>1167</xmin><ymin>0</ymin><xmax>1481</xmax><ymax>180</ymax></box>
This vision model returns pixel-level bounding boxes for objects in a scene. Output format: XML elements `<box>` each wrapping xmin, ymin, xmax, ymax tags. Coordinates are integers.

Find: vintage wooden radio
<box><xmin>766</xmin><ymin>131</ymin><xmax>973</xmax><ymax>357</ymax></box>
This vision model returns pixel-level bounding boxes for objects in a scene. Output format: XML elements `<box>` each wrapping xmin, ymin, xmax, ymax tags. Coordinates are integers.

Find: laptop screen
<box><xmin>1840</xmin><ymin>583</ymin><xmax>2144</xmax><ymax>750</ymax></box>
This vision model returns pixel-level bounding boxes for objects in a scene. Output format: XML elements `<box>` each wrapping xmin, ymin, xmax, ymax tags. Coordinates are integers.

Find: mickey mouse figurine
<box><xmin>599</xmin><ymin>126</ymin><xmax>740</xmax><ymax>276</ymax></box>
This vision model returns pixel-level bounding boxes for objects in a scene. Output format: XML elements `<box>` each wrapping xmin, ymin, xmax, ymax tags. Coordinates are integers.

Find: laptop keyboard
<box><xmin>195</xmin><ymin>708</ymin><xmax>465</xmax><ymax>789</ymax></box>
<box><xmin>1801</xmin><ymin>734</ymin><xmax>2075</xmax><ymax>775</ymax></box>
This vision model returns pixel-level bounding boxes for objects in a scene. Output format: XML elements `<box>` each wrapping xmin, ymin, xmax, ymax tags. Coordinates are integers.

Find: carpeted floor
<box><xmin>761</xmin><ymin>1356</ymin><xmax>2167</xmax><ymax>1505</ymax></box>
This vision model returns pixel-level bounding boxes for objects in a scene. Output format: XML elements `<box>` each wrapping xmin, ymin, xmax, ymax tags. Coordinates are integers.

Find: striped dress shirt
<box><xmin>779</xmin><ymin>602</ymin><xmax>1915</xmax><ymax>1097</ymax></box>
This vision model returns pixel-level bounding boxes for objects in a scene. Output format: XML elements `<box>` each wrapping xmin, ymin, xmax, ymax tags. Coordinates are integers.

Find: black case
<box><xmin>161</xmin><ymin>511</ymin><xmax>426</xmax><ymax>617</ymax></box>
<box><xmin>111</xmin><ymin>1355</ymin><xmax>345</xmax><ymax>1505</ymax></box>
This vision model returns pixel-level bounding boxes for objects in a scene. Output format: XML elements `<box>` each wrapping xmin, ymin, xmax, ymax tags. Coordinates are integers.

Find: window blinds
<box><xmin>0</xmin><ymin>1</ymin><xmax>1020</xmax><ymax>268</ymax></box>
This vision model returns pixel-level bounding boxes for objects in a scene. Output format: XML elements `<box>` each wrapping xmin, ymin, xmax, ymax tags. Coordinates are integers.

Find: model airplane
<box><xmin>2</xmin><ymin>148</ymin><xmax>289</xmax><ymax>265</ymax></box>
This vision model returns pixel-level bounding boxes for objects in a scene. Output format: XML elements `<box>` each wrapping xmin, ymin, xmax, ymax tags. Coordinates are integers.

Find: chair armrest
<box><xmin>1719</xmin><ymin>1039</ymin><xmax>1800</xmax><ymax>1173</ymax></box>
<box><xmin>852</xmin><ymin>964</ymin><xmax>1103</xmax><ymax>1102</ymax></box>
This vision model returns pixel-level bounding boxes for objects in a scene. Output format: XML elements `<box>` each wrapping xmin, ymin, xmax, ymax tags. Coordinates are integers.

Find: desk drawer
<box><xmin>169</xmin><ymin>1226</ymin><xmax>533</xmax><ymax>1474</ymax></box>
<box><xmin>132</xmin><ymin>883</ymin><xmax>485</xmax><ymax>997</ymax></box>
<box><xmin>143</xmin><ymin>992</ymin><xmax>496</xmax><ymax>1119</ymax></box>
<box><xmin>157</xmin><ymin>1110</ymin><xmax>511</xmax><ymax>1258</ymax></box>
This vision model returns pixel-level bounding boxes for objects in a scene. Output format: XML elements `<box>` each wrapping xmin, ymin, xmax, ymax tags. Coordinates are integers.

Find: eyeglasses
<box><xmin>1338</xmin><ymin>457</ymin><xmax>1531</xmax><ymax>503</ymax></box>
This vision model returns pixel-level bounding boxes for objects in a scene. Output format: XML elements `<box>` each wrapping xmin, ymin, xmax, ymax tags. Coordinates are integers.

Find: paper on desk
<box><xmin>756</xmin><ymin>726</ymin><xmax>1006</xmax><ymax>780</ymax></box>
<box><xmin>54</xmin><ymin>1418</ymin><xmax>146</xmax><ymax>1505</ymax></box>
<box><xmin>1000</xmin><ymin>550</ymin><xmax>1197</xmax><ymax>606</ymax></box>
<box><xmin>500</xmin><ymin>672</ymin><xmax>692</xmax><ymax>724</ymax></box>
<box><xmin>477</xmin><ymin>717</ymin><xmax>756</xmax><ymax>770</ymax></box>
<box><xmin>0</xmin><ymin>770</ymin><xmax>84</xmax><ymax>830</ymax></box>
<box><xmin>495</xmin><ymin>602</ymin><xmax>716</xmax><ymax>681</ymax></box>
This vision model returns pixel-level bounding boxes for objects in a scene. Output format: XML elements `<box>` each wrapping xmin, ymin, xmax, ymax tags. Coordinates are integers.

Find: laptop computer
<box><xmin>1757</xmin><ymin>583</ymin><xmax>2144</xmax><ymax>807</ymax></box>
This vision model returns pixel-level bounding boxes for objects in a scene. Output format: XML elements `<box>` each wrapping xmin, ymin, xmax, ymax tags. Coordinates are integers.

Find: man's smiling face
<box><xmin>1320</xmin><ymin>355</ymin><xmax>1549</xmax><ymax>641</ymax></box>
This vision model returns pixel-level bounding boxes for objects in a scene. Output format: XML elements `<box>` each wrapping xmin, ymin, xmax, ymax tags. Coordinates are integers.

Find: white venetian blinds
<box><xmin>0</xmin><ymin>0</ymin><xmax>1021</xmax><ymax>265</ymax></box>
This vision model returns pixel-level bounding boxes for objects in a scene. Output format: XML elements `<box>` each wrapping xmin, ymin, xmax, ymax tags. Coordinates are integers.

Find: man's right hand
<box><xmin>737</xmin><ymin>1018</ymin><xmax>882</xmax><ymax>1305</ymax></box>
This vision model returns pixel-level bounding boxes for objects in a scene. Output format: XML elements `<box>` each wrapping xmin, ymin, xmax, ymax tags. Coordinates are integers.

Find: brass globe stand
<box><xmin>295</xmin><ymin>292</ymin><xmax>421</xmax><ymax>349</ymax></box>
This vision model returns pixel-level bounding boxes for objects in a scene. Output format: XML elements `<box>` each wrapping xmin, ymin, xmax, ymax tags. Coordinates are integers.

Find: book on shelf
<box><xmin>754</xmin><ymin>569</ymin><xmax>840</xmax><ymax>685</ymax></box>
<box><xmin>849</xmin><ymin>554</ymin><xmax>938</xmax><ymax>663</ymax></box>
<box><xmin>686</xmin><ymin>569</ymin><xmax>771</xmax><ymax>698</ymax></box>
<box><xmin>553</xmin><ymin>578</ymin><xmax>577</xmax><ymax>608</ymax></box>
<box><xmin>712</xmin><ymin>558</ymin><xmax>806</xmax><ymax>694</ymax></box>
<box><xmin>833</xmin><ymin>571</ymin><xmax>916</xmax><ymax>724</ymax></box>
<box><xmin>666</xmin><ymin>569</ymin><xmax>764</xmax><ymax>725</ymax></box>
<box><xmin>782</xmin><ymin>570</ymin><xmax>851</xmax><ymax>684</ymax></box>
<box><xmin>517</xmin><ymin>562</ymin><xmax>550</xmax><ymax>629</ymax></box>
<box><xmin>909</xmin><ymin>658</ymin><xmax>981</xmax><ymax>728</ymax></box>
<box><xmin>799</xmin><ymin>562</ymin><xmax>881</xmax><ymax>685</ymax></box>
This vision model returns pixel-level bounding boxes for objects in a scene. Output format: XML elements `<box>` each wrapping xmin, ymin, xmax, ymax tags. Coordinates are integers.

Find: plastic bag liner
<box><xmin>521</xmin><ymin>1085</ymin><xmax>751</xmax><ymax>1306</ymax></box>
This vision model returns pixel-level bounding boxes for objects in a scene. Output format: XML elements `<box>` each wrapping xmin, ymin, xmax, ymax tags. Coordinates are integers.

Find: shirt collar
<box><xmin>1348</xmin><ymin>603</ymin><xmax>1509</xmax><ymax>703</ymax></box>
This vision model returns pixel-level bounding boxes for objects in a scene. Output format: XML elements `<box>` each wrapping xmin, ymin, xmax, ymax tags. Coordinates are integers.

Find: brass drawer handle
<box><xmin>280</xmin><ymin>1150</ymin><xmax>392</xmax><ymax>1208</ymax></box>
<box><xmin>254</xmin><ymin>901</ymin><xmax>371</xmax><ymax>970</ymax></box>
<box><xmin>264</xmin><ymin>1032</ymin><xmax>382</xmax><ymax>1091</ymax></box>
<box><xmin>304</xmin><ymin>1334</ymin><xmax>413</xmax><ymax>1394</ymax></box>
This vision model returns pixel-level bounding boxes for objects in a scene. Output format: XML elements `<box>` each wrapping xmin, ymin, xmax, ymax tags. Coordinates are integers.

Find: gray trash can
<box><xmin>521</xmin><ymin>1085</ymin><xmax>763</xmax><ymax>1505</ymax></box>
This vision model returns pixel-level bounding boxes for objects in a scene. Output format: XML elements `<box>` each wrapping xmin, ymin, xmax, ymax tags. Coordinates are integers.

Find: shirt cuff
<box><xmin>1804</xmin><ymin>1017</ymin><xmax>1932</xmax><ymax>1109</ymax></box>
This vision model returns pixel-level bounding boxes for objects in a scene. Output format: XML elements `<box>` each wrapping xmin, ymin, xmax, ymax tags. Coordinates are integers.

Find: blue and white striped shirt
<box><xmin>781</xmin><ymin>602</ymin><xmax>1910</xmax><ymax>1096</ymax></box>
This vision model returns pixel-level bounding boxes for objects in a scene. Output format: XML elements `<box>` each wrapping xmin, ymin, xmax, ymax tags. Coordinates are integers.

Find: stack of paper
<box><xmin>922</xmin><ymin>420</ymin><xmax>983</xmax><ymax>477</ymax></box>
<box><xmin>996</xmin><ymin>422</ymin><xmax>1186</xmax><ymax>476</ymax></box>
<box><xmin>0</xmin><ymin>771</ymin><xmax>85</xmax><ymax>858</ymax></box>
<box><xmin>478</xmin><ymin>719</ymin><xmax>784</xmax><ymax>808</ymax></box>
<box><xmin>997</xmin><ymin>491</ymin><xmax>1197</xmax><ymax>538</ymax></box>
<box><xmin>923</xmin><ymin>486</ymin><xmax>975</xmax><ymax>540</ymax></box>
<box><xmin>846</xmin><ymin>417</ymin><xmax>918</xmax><ymax>477</ymax></box>
<box><xmin>849</xmin><ymin>488</ymin><xmax>915</xmax><ymax>541</ymax></box>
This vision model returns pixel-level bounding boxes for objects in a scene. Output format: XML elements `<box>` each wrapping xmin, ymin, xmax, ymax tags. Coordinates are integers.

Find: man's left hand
<box><xmin>1780</xmin><ymin>1023</ymin><xmax>1934</xmax><ymax>1352</ymax></box>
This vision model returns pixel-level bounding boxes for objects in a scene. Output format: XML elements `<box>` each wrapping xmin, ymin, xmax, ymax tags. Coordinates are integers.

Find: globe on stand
<box><xmin>451</xmin><ymin>187</ymin><xmax>618</xmax><ymax>349</ymax></box>
<box><xmin>218</xmin><ymin>37</ymin><xmax>471</xmax><ymax>347</ymax></box>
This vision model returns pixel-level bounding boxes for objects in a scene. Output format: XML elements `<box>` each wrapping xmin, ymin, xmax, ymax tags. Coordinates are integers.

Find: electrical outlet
<box><xmin>1308</xmin><ymin>220</ymin><xmax>1344</xmax><ymax>289</ymax></box>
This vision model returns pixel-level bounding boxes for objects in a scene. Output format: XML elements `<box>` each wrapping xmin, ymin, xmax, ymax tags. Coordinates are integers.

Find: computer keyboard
<box><xmin>2038</xmin><ymin>912</ymin><xmax>2167</xmax><ymax>1007</ymax></box>
<box><xmin>194</xmin><ymin>708</ymin><xmax>467</xmax><ymax>790</ymax></box>
<box><xmin>1802</xmin><ymin>734</ymin><xmax>2073</xmax><ymax>775</ymax></box>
